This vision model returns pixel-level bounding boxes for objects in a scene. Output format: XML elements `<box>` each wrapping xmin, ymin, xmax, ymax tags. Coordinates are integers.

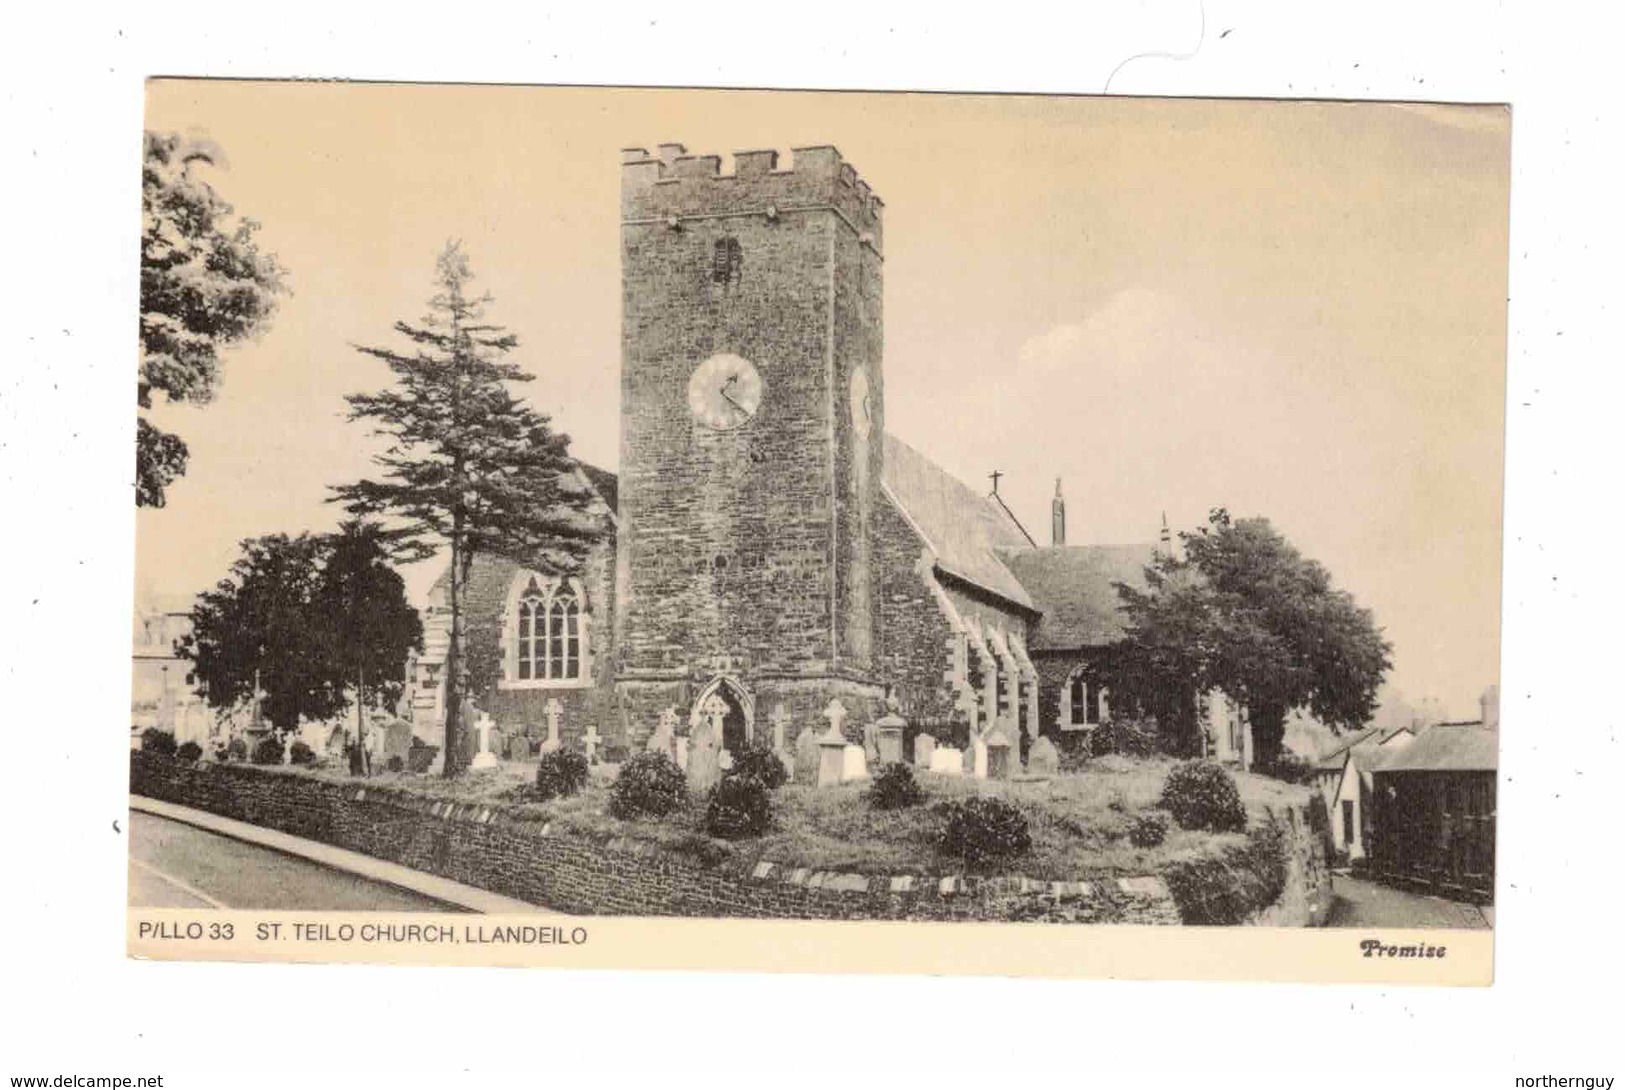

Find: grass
<box><xmin>263</xmin><ymin>752</ymin><xmax>1308</xmax><ymax>882</ymax></box>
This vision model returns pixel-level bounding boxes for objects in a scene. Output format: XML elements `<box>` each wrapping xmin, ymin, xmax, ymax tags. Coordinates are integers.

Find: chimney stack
<box><xmin>1051</xmin><ymin>478</ymin><xmax>1066</xmax><ymax>546</ymax></box>
<box><xmin>1159</xmin><ymin>512</ymin><xmax>1173</xmax><ymax>558</ymax></box>
<box><xmin>1479</xmin><ymin>684</ymin><xmax>1499</xmax><ymax>729</ymax></box>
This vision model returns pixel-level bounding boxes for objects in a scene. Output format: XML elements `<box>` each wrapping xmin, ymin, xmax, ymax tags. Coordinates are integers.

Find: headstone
<box><xmin>769</xmin><ymin>704</ymin><xmax>792</xmax><ymax>762</ymax></box>
<box><xmin>985</xmin><ymin>727</ymin><xmax>1012</xmax><ymax>780</ymax></box>
<box><xmin>794</xmin><ymin>727</ymin><xmax>821</xmax><ymax>785</ymax></box>
<box><xmin>582</xmin><ymin>724</ymin><xmax>603</xmax><ymax>765</ymax></box>
<box><xmin>674</xmin><ymin>734</ymin><xmax>690</xmax><ymax>772</ymax></box>
<box><xmin>929</xmin><ymin>746</ymin><xmax>964</xmax><ymax>777</ymax></box>
<box><xmin>841</xmin><ymin>744</ymin><xmax>870</xmax><ymax>782</ymax></box>
<box><xmin>380</xmin><ymin>718</ymin><xmax>413</xmax><ymax>768</ymax></box>
<box><xmin>324</xmin><ymin>725</ymin><xmax>348</xmax><ymax>760</ymax></box>
<box><xmin>470</xmin><ymin>712</ymin><xmax>499</xmax><ymax>770</ymax></box>
<box><xmin>862</xmin><ymin>722</ymin><xmax>880</xmax><ymax>764</ymax></box>
<box><xmin>817</xmin><ymin>699</ymin><xmax>850</xmax><ymax>788</ymax></box>
<box><xmin>507</xmin><ymin>733</ymin><xmax>532</xmax><ymax>761</ymax></box>
<box><xmin>1028</xmin><ymin>735</ymin><xmax>1060</xmax><ymax>776</ymax></box>
<box><xmin>914</xmin><ymin>733</ymin><xmax>937</xmax><ymax>769</ymax></box>
<box><xmin>687</xmin><ymin>720</ymin><xmax>722</xmax><ymax>792</ymax></box>
<box><xmin>646</xmin><ymin>707</ymin><xmax>678</xmax><ymax>762</ymax></box>
<box><xmin>969</xmin><ymin>735</ymin><xmax>988</xmax><ymax>779</ymax></box>
<box><xmin>874</xmin><ymin>712</ymin><xmax>906</xmax><ymax>766</ymax></box>
<box><xmin>541</xmin><ymin>698</ymin><xmax>563</xmax><ymax>755</ymax></box>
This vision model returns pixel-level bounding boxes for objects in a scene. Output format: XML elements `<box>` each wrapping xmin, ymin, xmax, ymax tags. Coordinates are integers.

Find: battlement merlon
<box><xmin>621</xmin><ymin>144</ymin><xmax>883</xmax><ymax>255</ymax></box>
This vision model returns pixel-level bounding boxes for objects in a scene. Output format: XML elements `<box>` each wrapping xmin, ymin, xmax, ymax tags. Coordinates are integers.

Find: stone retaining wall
<box><xmin>130</xmin><ymin>753</ymin><xmax>1322</xmax><ymax>926</ymax></box>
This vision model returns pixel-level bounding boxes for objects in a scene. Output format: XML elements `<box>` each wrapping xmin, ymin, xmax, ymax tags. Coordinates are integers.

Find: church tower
<box><xmin>614</xmin><ymin>144</ymin><xmax>885</xmax><ymax>748</ymax></box>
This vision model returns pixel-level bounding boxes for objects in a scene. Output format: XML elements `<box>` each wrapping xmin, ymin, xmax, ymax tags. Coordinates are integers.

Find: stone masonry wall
<box><xmin>131</xmin><ymin>753</ymin><xmax>1188</xmax><ymax>924</ymax></box>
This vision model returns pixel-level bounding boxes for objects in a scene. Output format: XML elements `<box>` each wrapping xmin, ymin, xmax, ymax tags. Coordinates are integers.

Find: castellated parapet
<box><xmin>621</xmin><ymin>144</ymin><xmax>884</xmax><ymax>255</ymax></box>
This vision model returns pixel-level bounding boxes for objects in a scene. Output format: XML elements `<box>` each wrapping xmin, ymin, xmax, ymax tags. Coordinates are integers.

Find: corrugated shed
<box><xmin>880</xmin><ymin>433</ymin><xmax>1037</xmax><ymax>610</ymax></box>
<box><xmin>998</xmin><ymin>544</ymin><xmax>1158</xmax><ymax>650</ymax></box>
<box><xmin>1376</xmin><ymin>724</ymin><xmax>1499</xmax><ymax>773</ymax></box>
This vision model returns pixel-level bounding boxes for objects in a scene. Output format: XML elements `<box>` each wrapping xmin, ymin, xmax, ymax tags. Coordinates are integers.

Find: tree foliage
<box><xmin>1109</xmin><ymin>509</ymin><xmax>1392</xmax><ymax>766</ymax></box>
<box><xmin>138</xmin><ymin>131</ymin><xmax>286</xmax><ymax>507</ymax></box>
<box><xmin>330</xmin><ymin>242</ymin><xmax>601</xmax><ymax>776</ymax></box>
<box><xmin>176</xmin><ymin>523</ymin><xmax>421</xmax><ymax>732</ymax></box>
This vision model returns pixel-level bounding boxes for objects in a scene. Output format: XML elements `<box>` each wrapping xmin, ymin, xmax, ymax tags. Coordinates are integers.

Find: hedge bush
<box><xmin>730</xmin><ymin>745</ymin><xmax>788</xmax><ymax>790</ymax></box>
<box><xmin>938</xmin><ymin>797</ymin><xmax>1032</xmax><ymax>868</ymax></box>
<box><xmin>386</xmin><ymin>755</ymin><xmax>405</xmax><ymax>773</ymax></box>
<box><xmin>868</xmin><ymin>762</ymin><xmax>925</xmax><ymax>810</ymax></box>
<box><xmin>1129</xmin><ymin>810</ymin><xmax>1170</xmax><ymax>848</ymax></box>
<box><xmin>140</xmin><ymin>728</ymin><xmax>178</xmax><ymax>757</ymax></box>
<box><xmin>289</xmin><ymin>740</ymin><xmax>318</xmax><ymax>767</ymax></box>
<box><xmin>175</xmin><ymin>740</ymin><xmax>203</xmax><ymax>763</ymax></box>
<box><xmin>704</xmin><ymin>773</ymin><xmax>772</xmax><ymax>839</ymax></box>
<box><xmin>610</xmin><ymin>752</ymin><xmax>689</xmax><ymax>819</ymax></box>
<box><xmin>1163</xmin><ymin>819</ymin><xmax>1289</xmax><ymax>924</ymax></box>
<box><xmin>1089</xmin><ymin>717</ymin><xmax>1161</xmax><ymax>758</ymax></box>
<box><xmin>251</xmin><ymin>736</ymin><xmax>285</xmax><ymax>766</ymax></box>
<box><xmin>1160</xmin><ymin>759</ymin><xmax>1247</xmax><ymax>832</ymax></box>
<box><xmin>534</xmin><ymin>750</ymin><xmax>591</xmax><ymax>801</ymax></box>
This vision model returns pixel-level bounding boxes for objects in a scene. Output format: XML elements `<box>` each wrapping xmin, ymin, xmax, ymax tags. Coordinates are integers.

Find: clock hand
<box><xmin>719</xmin><ymin>387</ymin><xmax>750</xmax><ymax>416</ymax></box>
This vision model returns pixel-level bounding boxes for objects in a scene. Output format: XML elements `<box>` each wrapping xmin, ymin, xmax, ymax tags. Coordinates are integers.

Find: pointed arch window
<box><xmin>1061</xmin><ymin>667</ymin><xmax>1106</xmax><ymax>730</ymax></box>
<box><xmin>505</xmin><ymin>574</ymin><xmax>590</xmax><ymax>688</ymax></box>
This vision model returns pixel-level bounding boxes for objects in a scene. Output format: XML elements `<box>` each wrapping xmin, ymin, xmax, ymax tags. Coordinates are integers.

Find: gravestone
<box><xmin>674</xmin><ymin>735</ymin><xmax>690</xmax><ymax>772</ymax></box>
<box><xmin>968</xmin><ymin>735</ymin><xmax>988</xmax><ymax>778</ymax></box>
<box><xmin>817</xmin><ymin>699</ymin><xmax>850</xmax><ymax>789</ymax></box>
<box><xmin>582</xmin><ymin>724</ymin><xmax>603</xmax><ymax>765</ymax></box>
<box><xmin>1028</xmin><ymin>735</ymin><xmax>1060</xmax><ymax>776</ymax></box>
<box><xmin>914</xmin><ymin>733</ymin><xmax>937</xmax><ymax>769</ymax></box>
<box><xmin>687</xmin><ymin>720</ymin><xmax>722</xmax><ymax>792</ymax></box>
<box><xmin>380</xmin><ymin>719</ymin><xmax>413</xmax><ymax>768</ymax></box>
<box><xmin>769</xmin><ymin>704</ymin><xmax>794</xmax><ymax>767</ymax></box>
<box><xmin>794</xmin><ymin>727</ymin><xmax>822</xmax><ymax>785</ymax></box>
<box><xmin>874</xmin><ymin>712</ymin><xmax>906</xmax><ymax>766</ymax></box>
<box><xmin>507</xmin><ymin>732</ymin><xmax>533</xmax><ymax>761</ymax></box>
<box><xmin>324</xmin><ymin>725</ymin><xmax>348</xmax><ymax>760</ymax></box>
<box><xmin>841</xmin><ymin>744</ymin><xmax>870</xmax><ymax>782</ymax></box>
<box><xmin>929</xmin><ymin>746</ymin><xmax>964</xmax><ymax>777</ymax></box>
<box><xmin>985</xmin><ymin>727</ymin><xmax>1012</xmax><ymax>781</ymax></box>
<box><xmin>861</xmin><ymin>722</ymin><xmax>880</xmax><ymax>764</ymax></box>
<box><xmin>470</xmin><ymin>712</ymin><xmax>499</xmax><ymax>771</ymax></box>
<box><xmin>541</xmin><ymin>698</ymin><xmax>563</xmax><ymax>755</ymax></box>
<box><xmin>646</xmin><ymin>707</ymin><xmax>678</xmax><ymax>763</ymax></box>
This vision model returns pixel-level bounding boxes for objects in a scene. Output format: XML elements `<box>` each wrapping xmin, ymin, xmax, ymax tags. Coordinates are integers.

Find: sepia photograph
<box><xmin>127</xmin><ymin>81</ymin><xmax>1508</xmax><ymax>977</ymax></box>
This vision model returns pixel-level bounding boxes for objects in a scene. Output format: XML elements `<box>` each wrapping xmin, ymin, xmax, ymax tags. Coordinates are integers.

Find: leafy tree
<box><xmin>1109</xmin><ymin>509</ymin><xmax>1392</xmax><ymax>767</ymax></box>
<box><xmin>314</xmin><ymin>519</ymin><xmax>425</xmax><ymax>771</ymax></box>
<box><xmin>177</xmin><ymin>533</ymin><xmax>338</xmax><ymax>730</ymax></box>
<box><xmin>138</xmin><ymin>131</ymin><xmax>286</xmax><ymax>507</ymax></box>
<box><xmin>177</xmin><ymin>525</ymin><xmax>421</xmax><ymax>747</ymax></box>
<box><xmin>331</xmin><ymin>242</ymin><xmax>600</xmax><ymax>776</ymax></box>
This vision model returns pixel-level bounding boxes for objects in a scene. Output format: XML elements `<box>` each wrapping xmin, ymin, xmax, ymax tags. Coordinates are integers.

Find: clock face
<box><xmin>688</xmin><ymin>353</ymin><xmax>764</xmax><ymax>431</ymax></box>
<box><xmin>849</xmin><ymin>367</ymin><xmax>872</xmax><ymax>438</ymax></box>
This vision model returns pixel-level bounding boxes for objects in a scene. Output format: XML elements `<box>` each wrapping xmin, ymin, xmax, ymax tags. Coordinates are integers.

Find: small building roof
<box><xmin>1375</xmin><ymin>724</ymin><xmax>1499</xmax><ymax>773</ymax></box>
<box><xmin>998</xmin><ymin>544</ymin><xmax>1158</xmax><ymax>650</ymax></box>
<box><xmin>881</xmin><ymin>433</ymin><xmax>1037</xmax><ymax>610</ymax></box>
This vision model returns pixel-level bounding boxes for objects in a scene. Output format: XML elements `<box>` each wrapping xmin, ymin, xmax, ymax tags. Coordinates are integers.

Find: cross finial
<box><xmin>989</xmin><ymin>470</ymin><xmax>1003</xmax><ymax>495</ymax></box>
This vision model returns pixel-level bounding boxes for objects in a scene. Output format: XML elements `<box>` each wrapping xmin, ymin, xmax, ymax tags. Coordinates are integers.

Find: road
<box><xmin>128</xmin><ymin>810</ymin><xmax>458</xmax><ymax>912</ymax></box>
<box><xmin>1326</xmin><ymin>874</ymin><xmax>1492</xmax><ymax>929</ymax></box>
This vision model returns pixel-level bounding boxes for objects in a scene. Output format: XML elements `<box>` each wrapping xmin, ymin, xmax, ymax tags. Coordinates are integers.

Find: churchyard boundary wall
<box><xmin>130</xmin><ymin>753</ymin><xmax>1324</xmax><ymax>926</ymax></box>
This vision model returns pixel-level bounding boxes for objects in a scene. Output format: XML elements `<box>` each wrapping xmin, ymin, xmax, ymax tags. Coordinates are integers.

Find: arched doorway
<box><xmin>690</xmin><ymin>676</ymin><xmax>753</xmax><ymax>755</ymax></box>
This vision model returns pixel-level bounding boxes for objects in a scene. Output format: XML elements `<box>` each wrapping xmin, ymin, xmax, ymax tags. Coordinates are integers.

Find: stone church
<box><xmin>407</xmin><ymin>143</ymin><xmax>1202</xmax><ymax>767</ymax></box>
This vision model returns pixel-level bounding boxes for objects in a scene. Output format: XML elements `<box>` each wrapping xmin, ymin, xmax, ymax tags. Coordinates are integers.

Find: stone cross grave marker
<box><xmin>582</xmin><ymin>724</ymin><xmax>603</xmax><ymax>765</ymax></box>
<box><xmin>541</xmin><ymin>698</ymin><xmax>563</xmax><ymax>755</ymax></box>
<box><xmin>470</xmin><ymin>712</ymin><xmax>499</xmax><ymax>770</ymax></box>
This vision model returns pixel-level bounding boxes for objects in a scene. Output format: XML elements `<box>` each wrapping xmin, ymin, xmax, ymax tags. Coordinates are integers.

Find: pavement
<box><xmin>128</xmin><ymin>796</ymin><xmax>551</xmax><ymax>914</ymax></box>
<box><xmin>1326</xmin><ymin>873</ymin><xmax>1492</xmax><ymax>929</ymax></box>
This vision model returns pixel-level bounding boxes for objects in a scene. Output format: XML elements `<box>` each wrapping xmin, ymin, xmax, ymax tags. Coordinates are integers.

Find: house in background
<box><xmin>1369</xmin><ymin>719</ymin><xmax>1498</xmax><ymax>901</ymax></box>
<box><xmin>131</xmin><ymin>592</ymin><xmax>212</xmax><ymax>746</ymax></box>
<box><xmin>1316</xmin><ymin>725</ymin><xmax>1418</xmax><ymax>861</ymax></box>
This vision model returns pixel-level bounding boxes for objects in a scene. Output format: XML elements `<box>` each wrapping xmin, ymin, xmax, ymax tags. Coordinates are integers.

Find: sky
<box><xmin>138</xmin><ymin>83</ymin><xmax>1509</xmax><ymax>719</ymax></box>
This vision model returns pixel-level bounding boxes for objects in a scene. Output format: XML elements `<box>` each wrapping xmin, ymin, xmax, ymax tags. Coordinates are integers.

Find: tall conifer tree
<box><xmin>332</xmin><ymin>243</ymin><xmax>599</xmax><ymax>776</ymax></box>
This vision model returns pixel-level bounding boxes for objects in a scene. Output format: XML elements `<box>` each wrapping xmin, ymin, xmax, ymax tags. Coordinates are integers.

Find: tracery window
<box><xmin>509</xmin><ymin>575</ymin><xmax>587</xmax><ymax>685</ymax></box>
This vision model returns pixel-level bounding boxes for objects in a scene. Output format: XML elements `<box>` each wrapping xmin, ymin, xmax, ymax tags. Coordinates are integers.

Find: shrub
<box><xmin>386</xmin><ymin>755</ymin><xmax>405</xmax><ymax>773</ymax></box>
<box><xmin>406</xmin><ymin>741</ymin><xmax>438</xmax><ymax>774</ymax></box>
<box><xmin>175</xmin><ymin>740</ymin><xmax>203</xmax><ymax>763</ymax></box>
<box><xmin>729</xmin><ymin>745</ymin><xmax>788</xmax><ymax>790</ymax></box>
<box><xmin>225</xmin><ymin>736</ymin><xmax>248</xmax><ymax>762</ymax></box>
<box><xmin>1090</xmin><ymin>717</ymin><xmax>1161</xmax><ymax>758</ymax></box>
<box><xmin>1129</xmin><ymin>810</ymin><xmax>1170</xmax><ymax>848</ymax></box>
<box><xmin>140</xmin><ymin>728</ymin><xmax>178</xmax><ymax>757</ymax></box>
<box><xmin>1163</xmin><ymin>819</ymin><xmax>1289</xmax><ymax>925</ymax></box>
<box><xmin>868</xmin><ymin>762</ymin><xmax>925</xmax><ymax>810</ymax></box>
<box><xmin>610</xmin><ymin>752</ymin><xmax>689</xmax><ymax>819</ymax></box>
<box><xmin>1160</xmin><ymin>759</ymin><xmax>1247</xmax><ymax>832</ymax></box>
<box><xmin>1257</xmin><ymin>750</ymin><xmax>1318</xmax><ymax>785</ymax></box>
<box><xmin>938</xmin><ymin>797</ymin><xmax>1032</xmax><ymax>868</ymax></box>
<box><xmin>704</xmin><ymin>773</ymin><xmax>772</xmax><ymax>839</ymax></box>
<box><xmin>289</xmin><ymin>740</ymin><xmax>318</xmax><ymax>767</ymax></box>
<box><xmin>534</xmin><ymin>750</ymin><xmax>591</xmax><ymax>801</ymax></box>
<box><xmin>251</xmin><ymin>736</ymin><xmax>286</xmax><ymax>766</ymax></box>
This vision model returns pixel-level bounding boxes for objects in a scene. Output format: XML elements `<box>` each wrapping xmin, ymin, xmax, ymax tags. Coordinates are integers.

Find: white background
<box><xmin>2</xmin><ymin>1</ymin><xmax>1620</xmax><ymax>1085</ymax></box>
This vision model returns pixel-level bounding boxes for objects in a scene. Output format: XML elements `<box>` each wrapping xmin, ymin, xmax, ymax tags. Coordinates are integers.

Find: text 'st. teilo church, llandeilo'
<box><xmin>407</xmin><ymin>143</ymin><xmax>1229</xmax><ymax>767</ymax></box>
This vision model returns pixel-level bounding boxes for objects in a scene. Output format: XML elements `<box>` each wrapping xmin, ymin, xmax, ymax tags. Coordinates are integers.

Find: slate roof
<box><xmin>998</xmin><ymin>544</ymin><xmax>1158</xmax><ymax>650</ymax></box>
<box><xmin>578</xmin><ymin>462</ymin><xmax>618</xmax><ymax>519</ymax></box>
<box><xmin>1376</xmin><ymin>724</ymin><xmax>1499</xmax><ymax>773</ymax></box>
<box><xmin>880</xmin><ymin>433</ymin><xmax>1038</xmax><ymax>610</ymax></box>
